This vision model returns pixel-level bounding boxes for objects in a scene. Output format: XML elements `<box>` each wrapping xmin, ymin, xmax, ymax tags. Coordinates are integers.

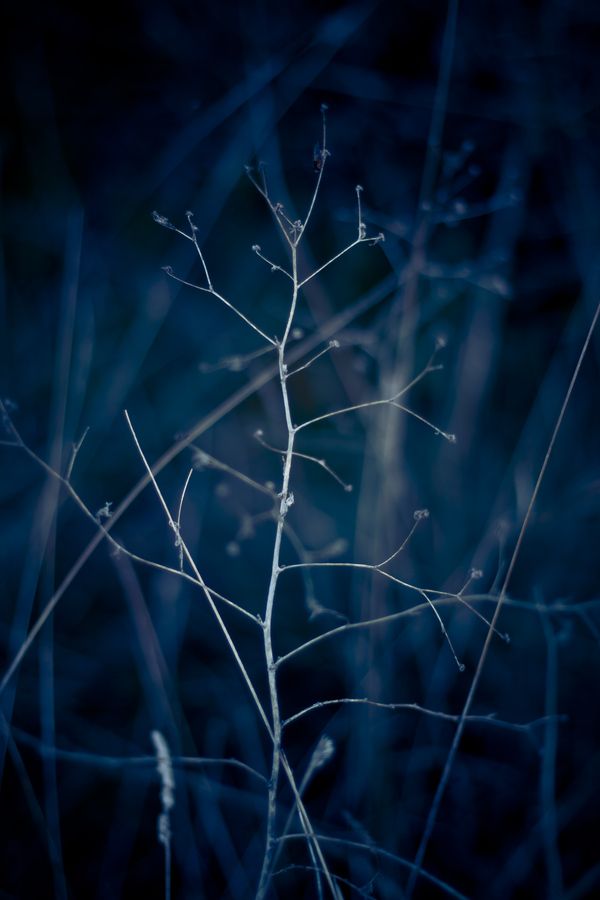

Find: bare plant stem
<box><xmin>124</xmin><ymin>410</ymin><xmax>338</xmax><ymax>898</ymax></box>
<box><xmin>256</xmin><ymin>242</ymin><xmax>303</xmax><ymax>899</ymax></box>
<box><xmin>254</xmin><ymin>110</ymin><xmax>361</xmax><ymax>898</ymax></box>
<box><xmin>281</xmin><ymin>698</ymin><xmax>564</xmax><ymax>736</ymax></box>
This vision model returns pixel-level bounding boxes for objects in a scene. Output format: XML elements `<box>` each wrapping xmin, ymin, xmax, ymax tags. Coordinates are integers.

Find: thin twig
<box><xmin>272</xmin><ymin>864</ymin><xmax>373</xmax><ymax>899</ymax></box>
<box><xmin>252</xmin><ymin>244</ymin><xmax>293</xmax><ymax>280</ymax></box>
<box><xmin>125</xmin><ymin>410</ymin><xmax>271</xmax><ymax>731</ymax></box>
<box><xmin>65</xmin><ymin>425</ymin><xmax>89</xmax><ymax>482</ymax></box>
<box><xmin>244</xmin><ymin>167</ymin><xmax>295</xmax><ymax>248</ymax></box>
<box><xmin>281</xmin><ymin>698</ymin><xmax>566</xmax><ymax>736</ymax></box>
<box><xmin>192</xmin><ymin>445</ymin><xmax>276</xmax><ymax>498</ymax></box>
<box><xmin>295</xmin><ymin>358</ymin><xmax>448</xmax><ymax>435</ymax></box>
<box><xmin>185</xmin><ymin>210</ymin><xmax>213</xmax><ymax>289</ymax></box>
<box><xmin>297</xmin><ymin>237</ymin><xmax>380</xmax><ymax>291</ymax></box>
<box><xmin>277</xmin><ymin>834</ymin><xmax>468</xmax><ymax>900</ymax></box>
<box><xmin>377</xmin><ymin>511</ymin><xmax>428</xmax><ymax>567</ymax></box>
<box><xmin>175</xmin><ymin>468</ymin><xmax>194</xmax><ymax>570</ymax></box>
<box><xmin>254</xmin><ymin>429</ymin><xmax>352</xmax><ymax>492</ymax></box>
<box><xmin>12</xmin><ymin>725</ymin><xmax>268</xmax><ymax>783</ymax></box>
<box><xmin>162</xmin><ymin>267</ymin><xmax>276</xmax><ymax>346</ymax></box>
<box><xmin>198</xmin><ymin>343</ymin><xmax>276</xmax><ymax>374</ymax></box>
<box><xmin>273</xmin><ymin>735</ymin><xmax>336</xmax><ymax>900</ymax></box>
<box><xmin>286</xmin><ymin>340</ymin><xmax>340</xmax><ymax>378</ymax></box>
<box><xmin>280</xmin><ymin>561</ymin><xmax>466</xmax><ymax>670</ymax></box>
<box><xmin>299</xmin><ymin>104</ymin><xmax>330</xmax><ymax>241</ymax></box>
<box><xmin>275</xmin><ymin>592</ymin><xmax>507</xmax><ymax>670</ymax></box>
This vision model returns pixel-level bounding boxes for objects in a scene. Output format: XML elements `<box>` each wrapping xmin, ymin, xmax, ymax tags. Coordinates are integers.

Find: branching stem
<box><xmin>256</xmin><ymin>238</ymin><xmax>331</xmax><ymax>898</ymax></box>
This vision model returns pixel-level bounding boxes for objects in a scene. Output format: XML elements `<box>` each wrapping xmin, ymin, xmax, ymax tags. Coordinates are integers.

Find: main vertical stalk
<box><xmin>256</xmin><ymin>246</ymin><xmax>299</xmax><ymax>900</ymax></box>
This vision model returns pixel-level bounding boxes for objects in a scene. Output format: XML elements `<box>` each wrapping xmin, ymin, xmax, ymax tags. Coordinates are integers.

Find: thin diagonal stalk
<box><xmin>406</xmin><ymin>297</ymin><xmax>600</xmax><ymax>897</ymax></box>
<box><xmin>255</xmin><ymin>241</ymin><xmax>335</xmax><ymax>898</ymax></box>
<box><xmin>163</xmin><ymin>269</ymin><xmax>276</xmax><ymax>346</ymax></box>
<box><xmin>125</xmin><ymin>409</ymin><xmax>338</xmax><ymax>900</ymax></box>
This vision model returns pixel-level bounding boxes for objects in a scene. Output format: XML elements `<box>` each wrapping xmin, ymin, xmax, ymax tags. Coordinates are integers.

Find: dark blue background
<box><xmin>1</xmin><ymin>1</ymin><xmax>599</xmax><ymax>897</ymax></box>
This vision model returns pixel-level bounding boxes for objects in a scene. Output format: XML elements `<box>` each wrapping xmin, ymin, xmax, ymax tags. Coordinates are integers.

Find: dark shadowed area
<box><xmin>1</xmin><ymin>1</ymin><xmax>599</xmax><ymax>898</ymax></box>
